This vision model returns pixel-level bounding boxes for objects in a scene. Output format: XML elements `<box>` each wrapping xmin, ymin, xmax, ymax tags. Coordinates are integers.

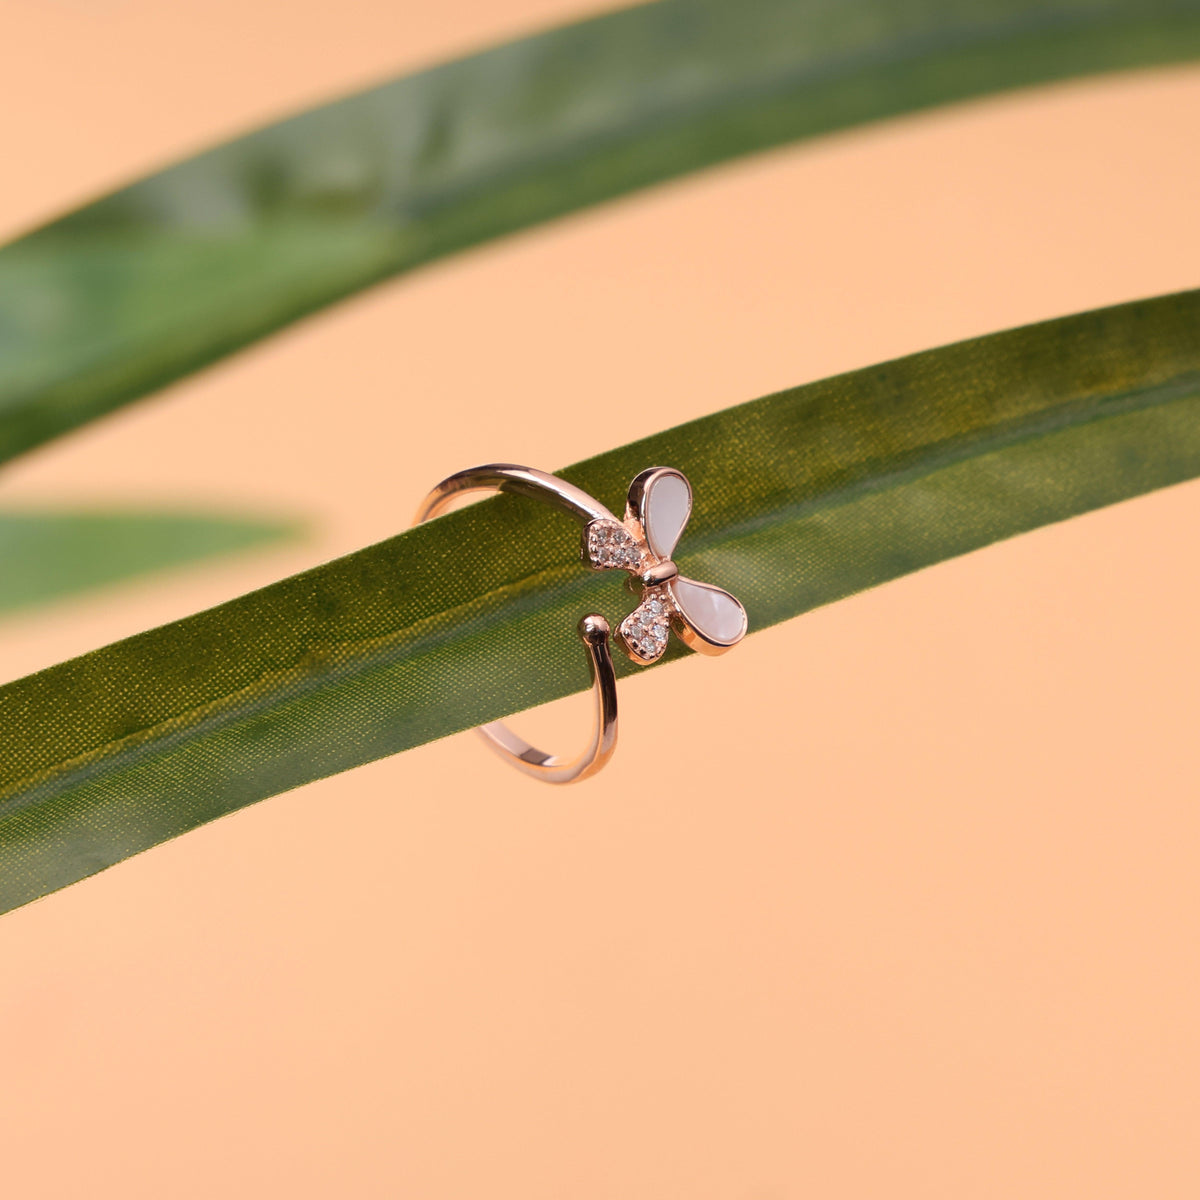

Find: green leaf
<box><xmin>0</xmin><ymin>508</ymin><xmax>299</xmax><ymax>617</ymax></box>
<box><xmin>3</xmin><ymin>0</ymin><xmax>1200</xmax><ymax>463</ymax></box>
<box><xmin>1</xmin><ymin>290</ymin><xmax>1198</xmax><ymax>912</ymax></box>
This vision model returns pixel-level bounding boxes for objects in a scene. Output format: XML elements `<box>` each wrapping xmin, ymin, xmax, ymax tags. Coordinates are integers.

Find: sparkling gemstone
<box><xmin>588</xmin><ymin>520</ymin><xmax>644</xmax><ymax>571</ymax></box>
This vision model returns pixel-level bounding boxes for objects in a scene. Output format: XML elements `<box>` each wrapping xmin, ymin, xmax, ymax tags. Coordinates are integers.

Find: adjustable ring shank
<box><xmin>413</xmin><ymin>464</ymin><xmax>619</xmax><ymax>784</ymax></box>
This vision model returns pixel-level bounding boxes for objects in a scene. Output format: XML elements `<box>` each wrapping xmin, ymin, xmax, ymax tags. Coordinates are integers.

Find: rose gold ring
<box><xmin>414</xmin><ymin>464</ymin><xmax>748</xmax><ymax>783</ymax></box>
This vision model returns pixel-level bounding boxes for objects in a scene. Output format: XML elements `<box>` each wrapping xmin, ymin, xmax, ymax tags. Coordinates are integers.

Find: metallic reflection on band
<box><xmin>414</xmin><ymin>464</ymin><xmax>618</xmax><ymax>784</ymax></box>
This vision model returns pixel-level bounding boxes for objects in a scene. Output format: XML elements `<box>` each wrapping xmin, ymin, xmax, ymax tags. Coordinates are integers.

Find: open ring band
<box><xmin>414</xmin><ymin>465</ymin><xmax>620</xmax><ymax>784</ymax></box>
<box><xmin>414</xmin><ymin>463</ymin><xmax>748</xmax><ymax>784</ymax></box>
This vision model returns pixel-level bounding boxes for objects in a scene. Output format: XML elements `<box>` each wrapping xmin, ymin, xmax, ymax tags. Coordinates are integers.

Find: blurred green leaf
<box><xmin>0</xmin><ymin>508</ymin><xmax>299</xmax><ymax>617</ymax></box>
<box><xmin>3</xmin><ymin>0</ymin><xmax>1200</xmax><ymax>463</ymax></box>
<box><xmin>1</xmin><ymin>290</ymin><xmax>1198</xmax><ymax>912</ymax></box>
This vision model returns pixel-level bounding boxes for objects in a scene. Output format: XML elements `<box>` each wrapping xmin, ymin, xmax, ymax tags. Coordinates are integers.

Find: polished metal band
<box><xmin>413</xmin><ymin>464</ymin><xmax>619</xmax><ymax>784</ymax></box>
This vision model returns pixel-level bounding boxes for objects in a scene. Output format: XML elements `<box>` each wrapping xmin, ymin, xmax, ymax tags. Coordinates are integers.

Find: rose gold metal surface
<box><xmin>415</xmin><ymin>463</ymin><xmax>613</xmax><ymax>527</ymax></box>
<box><xmin>476</xmin><ymin>614</ymin><xmax>618</xmax><ymax>784</ymax></box>
<box><xmin>415</xmin><ymin>464</ymin><xmax>619</xmax><ymax>784</ymax></box>
<box><xmin>416</xmin><ymin>461</ymin><xmax>747</xmax><ymax>780</ymax></box>
<box><xmin>640</xmin><ymin>560</ymin><xmax>679</xmax><ymax>587</ymax></box>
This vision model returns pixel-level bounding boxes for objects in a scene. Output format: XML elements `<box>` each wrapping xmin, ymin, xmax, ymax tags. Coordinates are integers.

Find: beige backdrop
<box><xmin>2</xmin><ymin>2</ymin><xmax>1199</xmax><ymax>1197</ymax></box>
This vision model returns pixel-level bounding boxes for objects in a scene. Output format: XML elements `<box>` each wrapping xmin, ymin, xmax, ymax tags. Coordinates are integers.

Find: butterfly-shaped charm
<box><xmin>581</xmin><ymin>467</ymin><xmax>748</xmax><ymax>665</ymax></box>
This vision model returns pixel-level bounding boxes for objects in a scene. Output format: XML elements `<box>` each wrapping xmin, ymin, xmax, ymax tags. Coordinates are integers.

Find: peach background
<box><xmin>1</xmin><ymin>2</ymin><xmax>1199</xmax><ymax>1197</ymax></box>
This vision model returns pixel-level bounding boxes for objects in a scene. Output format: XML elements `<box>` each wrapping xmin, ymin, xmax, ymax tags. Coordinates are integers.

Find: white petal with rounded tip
<box><xmin>672</xmin><ymin>578</ymin><xmax>747</xmax><ymax>645</ymax></box>
<box><xmin>643</xmin><ymin>471</ymin><xmax>691</xmax><ymax>559</ymax></box>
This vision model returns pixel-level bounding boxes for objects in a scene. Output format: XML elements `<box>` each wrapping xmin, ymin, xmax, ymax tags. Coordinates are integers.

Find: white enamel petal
<box><xmin>643</xmin><ymin>471</ymin><xmax>692</xmax><ymax>560</ymax></box>
<box><xmin>672</xmin><ymin>578</ymin><xmax>747</xmax><ymax>646</ymax></box>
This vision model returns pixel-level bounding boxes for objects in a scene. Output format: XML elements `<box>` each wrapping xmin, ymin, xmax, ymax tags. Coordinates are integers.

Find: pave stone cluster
<box><xmin>585</xmin><ymin>519</ymin><xmax>675</xmax><ymax>663</ymax></box>
<box><xmin>619</xmin><ymin>592</ymin><xmax>672</xmax><ymax>661</ymax></box>
<box><xmin>585</xmin><ymin>520</ymin><xmax>642</xmax><ymax>570</ymax></box>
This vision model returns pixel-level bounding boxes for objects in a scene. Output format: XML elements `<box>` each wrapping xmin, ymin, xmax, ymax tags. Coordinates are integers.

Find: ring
<box><xmin>414</xmin><ymin>464</ymin><xmax>748</xmax><ymax>783</ymax></box>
